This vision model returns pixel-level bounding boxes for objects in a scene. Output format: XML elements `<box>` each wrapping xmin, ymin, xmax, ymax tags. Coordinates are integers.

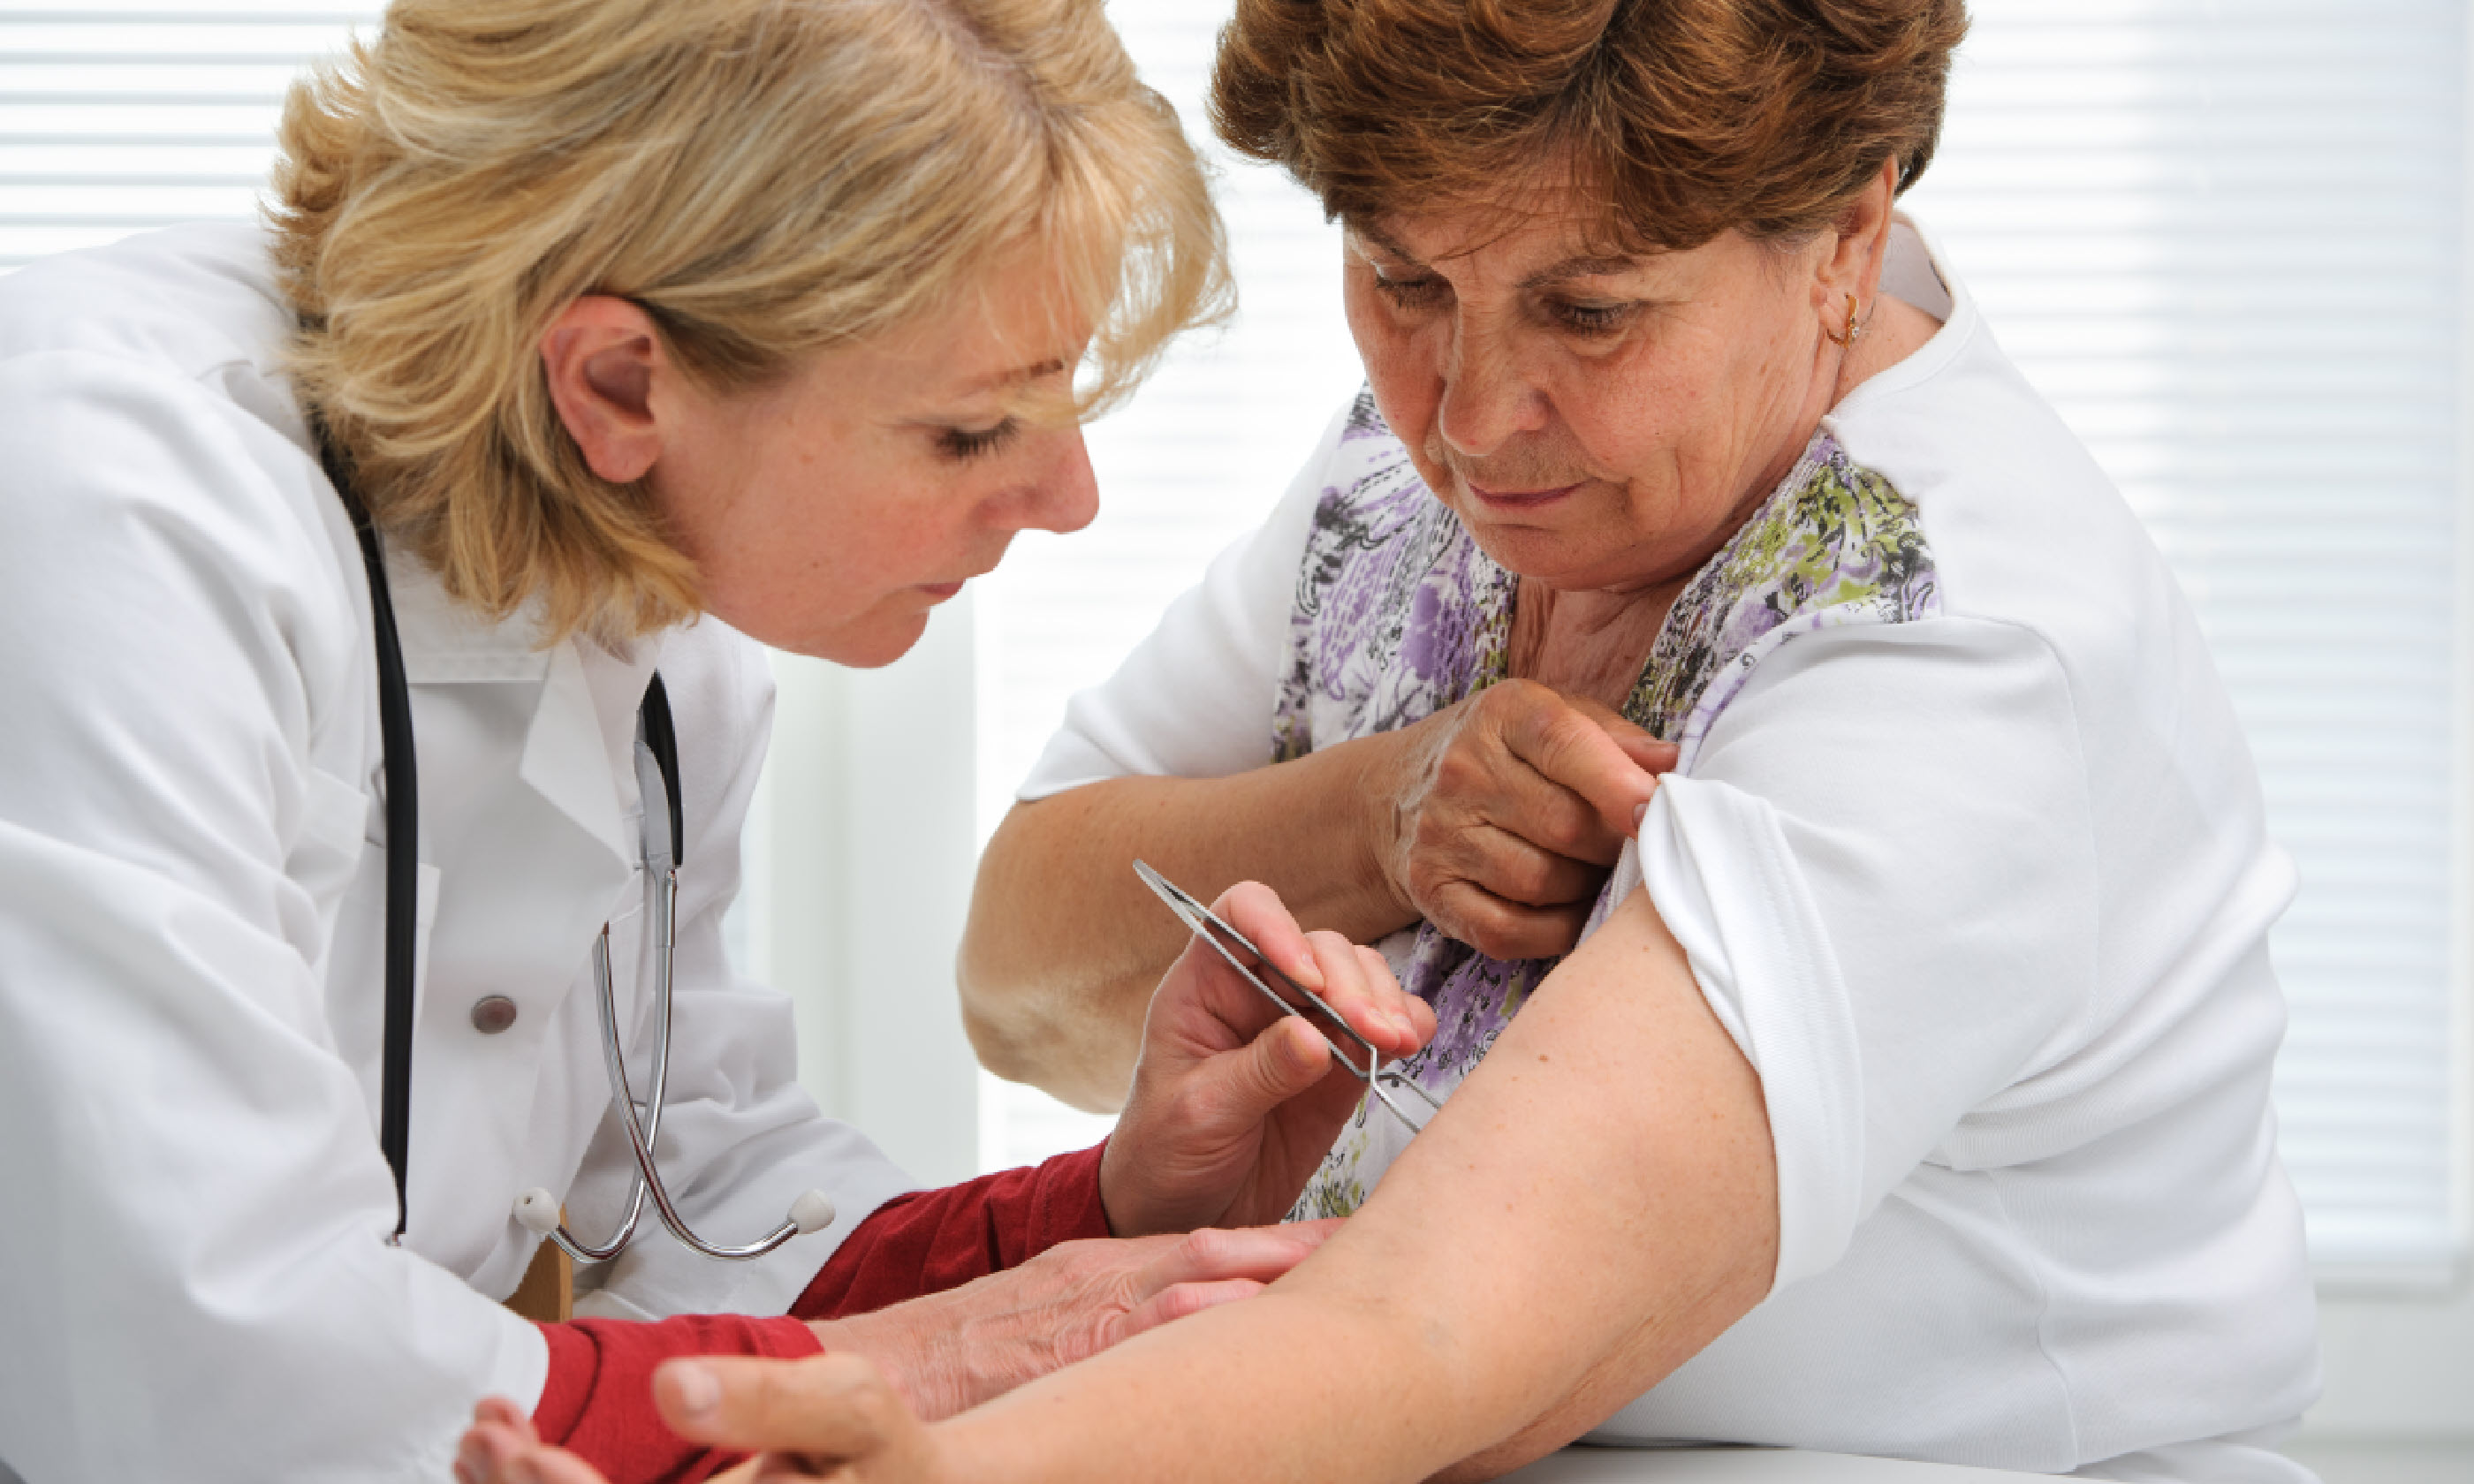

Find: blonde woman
<box><xmin>0</xmin><ymin>2</ymin><xmax>1433</xmax><ymax>1480</ymax></box>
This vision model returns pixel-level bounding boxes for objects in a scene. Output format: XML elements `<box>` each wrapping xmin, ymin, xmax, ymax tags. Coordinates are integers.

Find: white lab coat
<box><xmin>0</xmin><ymin>224</ymin><xmax>918</xmax><ymax>1482</ymax></box>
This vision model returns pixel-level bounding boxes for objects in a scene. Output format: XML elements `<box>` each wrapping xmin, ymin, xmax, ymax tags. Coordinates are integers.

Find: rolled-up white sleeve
<box><xmin>1627</xmin><ymin>617</ymin><xmax>2098</xmax><ymax>1294</ymax></box>
<box><xmin>1015</xmin><ymin>404</ymin><xmax>1344</xmax><ymax>799</ymax></box>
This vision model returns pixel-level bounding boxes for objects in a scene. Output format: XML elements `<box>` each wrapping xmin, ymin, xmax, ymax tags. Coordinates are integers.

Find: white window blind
<box><xmin>0</xmin><ymin>4</ymin><xmax>375</xmax><ymax>270</ymax></box>
<box><xmin>1902</xmin><ymin>0</ymin><xmax>2468</xmax><ymax>1283</ymax></box>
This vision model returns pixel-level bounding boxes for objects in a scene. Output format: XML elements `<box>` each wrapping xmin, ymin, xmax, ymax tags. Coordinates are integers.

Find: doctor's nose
<box><xmin>998</xmin><ymin>425</ymin><xmax>1099</xmax><ymax>537</ymax></box>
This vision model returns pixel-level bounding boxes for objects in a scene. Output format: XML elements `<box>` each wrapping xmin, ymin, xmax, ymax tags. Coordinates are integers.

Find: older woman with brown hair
<box><xmin>472</xmin><ymin>0</ymin><xmax>2322</xmax><ymax>1480</ymax></box>
<box><xmin>0</xmin><ymin>1</ymin><xmax>1449</xmax><ymax>1480</ymax></box>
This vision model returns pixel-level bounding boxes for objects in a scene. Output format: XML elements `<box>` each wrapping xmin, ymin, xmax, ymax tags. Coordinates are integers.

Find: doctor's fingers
<box><xmin>1107</xmin><ymin>1276</ymin><xmax>1266</xmax><ymax>1345</ymax></box>
<box><xmin>1201</xmin><ymin>878</ymin><xmax>1332</xmax><ymax>1000</ymax></box>
<box><xmin>456</xmin><ymin>1420</ymin><xmax>610</xmax><ymax>1484</ymax></box>
<box><xmin>1186</xmin><ymin>885</ymin><xmax>1420</xmax><ymax>1055</ymax></box>
<box><xmin>655</xmin><ymin>1354</ymin><xmax>930</xmax><ymax>1467</ymax></box>
<box><xmin>468</xmin><ymin>1395</ymin><xmax>537</xmax><ymax>1442</ymax></box>
<box><xmin>1128</xmin><ymin>1216</ymin><xmax>1340</xmax><ymax>1298</ymax></box>
<box><xmin>1262</xmin><ymin>928</ymin><xmax>1425</xmax><ymax>1061</ymax></box>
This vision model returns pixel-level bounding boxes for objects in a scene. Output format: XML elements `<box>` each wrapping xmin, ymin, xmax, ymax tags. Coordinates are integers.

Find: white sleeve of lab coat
<box><xmin>564</xmin><ymin>625</ymin><xmax>919</xmax><ymax>1323</ymax></box>
<box><xmin>1626</xmin><ymin>618</ymin><xmax>2101</xmax><ymax>1296</ymax></box>
<box><xmin>0</xmin><ymin>352</ymin><xmax>543</xmax><ymax>1483</ymax></box>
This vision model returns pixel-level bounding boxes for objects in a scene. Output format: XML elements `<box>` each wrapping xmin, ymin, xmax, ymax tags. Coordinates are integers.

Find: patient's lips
<box><xmin>1465</xmin><ymin>478</ymin><xmax>1582</xmax><ymax>512</ymax></box>
<box><xmin>917</xmin><ymin>580</ymin><xmax>966</xmax><ymax>600</ymax></box>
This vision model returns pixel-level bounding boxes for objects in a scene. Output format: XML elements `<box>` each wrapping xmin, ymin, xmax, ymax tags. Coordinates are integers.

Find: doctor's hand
<box><xmin>1098</xmin><ymin>881</ymin><xmax>1435</xmax><ymax>1237</ymax></box>
<box><xmin>459</xmin><ymin>1355</ymin><xmax>943</xmax><ymax>1484</ymax></box>
<box><xmin>813</xmin><ymin>1215</ymin><xmax>1336</xmax><ymax>1420</ymax></box>
<box><xmin>457</xmin><ymin>1217</ymin><xmax>1314</xmax><ymax>1482</ymax></box>
<box><xmin>1366</xmin><ymin>679</ymin><xmax>1676</xmax><ymax>963</ymax></box>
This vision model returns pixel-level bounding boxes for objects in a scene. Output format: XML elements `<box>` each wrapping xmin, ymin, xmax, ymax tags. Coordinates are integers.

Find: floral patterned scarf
<box><xmin>1278</xmin><ymin>390</ymin><xmax>1939</xmax><ymax>1218</ymax></box>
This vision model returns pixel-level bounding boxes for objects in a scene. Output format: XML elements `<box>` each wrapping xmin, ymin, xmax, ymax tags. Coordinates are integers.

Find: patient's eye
<box><xmin>1547</xmin><ymin>298</ymin><xmax>1635</xmax><ymax>337</ymax></box>
<box><xmin>1370</xmin><ymin>265</ymin><xmax>1448</xmax><ymax>308</ymax></box>
<box><xmin>935</xmin><ymin>418</ymin><xmax>1020</xmax><ymax>461</ymax></box>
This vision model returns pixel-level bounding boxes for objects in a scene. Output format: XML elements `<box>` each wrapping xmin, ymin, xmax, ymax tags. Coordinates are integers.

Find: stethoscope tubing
<box><xmin>322</xmin><ymin>420</ymin><xmax>820</xmax><ymax>1264</ymax></box>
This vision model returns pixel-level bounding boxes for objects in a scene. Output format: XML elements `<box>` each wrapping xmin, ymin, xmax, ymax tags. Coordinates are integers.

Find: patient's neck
<box><xmin>1506</xmin><ymin>576</ymin><xmax>1681</xmax><ymax>715</ymax></box>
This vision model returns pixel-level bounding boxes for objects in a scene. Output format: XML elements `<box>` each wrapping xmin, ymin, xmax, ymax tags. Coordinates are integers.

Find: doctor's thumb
<box><xmin>652</xmin><ymin>1353</ymin><xmax>912</xmax><ymax>1458</ymax></box>
<box><xmin>1218</xmin><ymin>1016</ymin><xmax>1332</xmax><ymax>1117</ymax></box>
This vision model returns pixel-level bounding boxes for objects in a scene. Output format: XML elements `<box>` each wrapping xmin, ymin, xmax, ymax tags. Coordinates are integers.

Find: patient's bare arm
<box><xmin>942</xmin><ymin>884</ymin><xmax>1778</xmax><ymax>1481</ymax></box>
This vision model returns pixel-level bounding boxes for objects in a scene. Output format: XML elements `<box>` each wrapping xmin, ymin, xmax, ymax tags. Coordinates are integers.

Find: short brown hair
<box><xmin>1210</xmin><ymin>0</ymin><xmax>1967</xmax><ymax>251</ymax></box>
<box><xmin>275</xmin><ymin>0</ymin><xmax>1224</xmax><ymax>642</ymax></box>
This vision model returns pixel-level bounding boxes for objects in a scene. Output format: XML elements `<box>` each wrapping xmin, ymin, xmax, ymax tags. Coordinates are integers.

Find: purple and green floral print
<box><xmin>1274</xmin><ymin>390</ymin><xmax>1939</xmax><ymax>1220</ymax></box>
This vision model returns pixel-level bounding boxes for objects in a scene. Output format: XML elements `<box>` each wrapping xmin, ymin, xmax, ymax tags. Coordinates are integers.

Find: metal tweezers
<box><xmin>1135</xmin><ymin>859</ymin><xmax>1445</xmax><ymax>1136</ymax></box>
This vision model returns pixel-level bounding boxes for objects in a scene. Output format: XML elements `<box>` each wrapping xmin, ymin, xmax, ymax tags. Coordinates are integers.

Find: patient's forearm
<box><xmin>957</xmin><ymin>737</ymin><xmax>1421</xmax><ymax>1109</ymax></box>
<box><xmin>936</xmin><ymin>890</ymin><xmax>1779</xmax><ymax>1480</ymax></box>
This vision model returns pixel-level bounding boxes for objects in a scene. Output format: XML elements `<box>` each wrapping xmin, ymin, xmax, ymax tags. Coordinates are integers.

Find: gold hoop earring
<box><xmin>1824</xmin><ymin>292</ymin><xmax>1869</xmax><ymax>348</ymax></box>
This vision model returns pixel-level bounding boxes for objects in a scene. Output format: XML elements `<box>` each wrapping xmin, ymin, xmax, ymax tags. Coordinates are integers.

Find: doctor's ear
<box><xmin>541</xmin><ymin>295</ymin><xmax>669</xmax><ymax>485</ymax></box>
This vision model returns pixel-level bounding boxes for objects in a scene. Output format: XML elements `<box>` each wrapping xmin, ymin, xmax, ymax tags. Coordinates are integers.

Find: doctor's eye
<box><xmin>935</xmin><ymin>418</ymin><xmax>1021</xmax><ymax>462</ymax></box>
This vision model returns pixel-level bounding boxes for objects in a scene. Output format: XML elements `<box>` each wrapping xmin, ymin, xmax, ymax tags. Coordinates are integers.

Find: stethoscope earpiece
<box><xmin>789</xmin><ymin>1190</ymin><xmax>838</xmax><ymax>1236</ymax></box>
<box><xmin>512</xmin><ymin>1187</ymin><xmax>561</xmax><ymax>1236</ymax></box>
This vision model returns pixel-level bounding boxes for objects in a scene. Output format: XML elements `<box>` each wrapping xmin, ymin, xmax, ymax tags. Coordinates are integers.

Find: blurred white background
<box><xmin>3</xmin><ymin>2</ymin><xmax>2465</xmax><ymax>1477</ymax></box>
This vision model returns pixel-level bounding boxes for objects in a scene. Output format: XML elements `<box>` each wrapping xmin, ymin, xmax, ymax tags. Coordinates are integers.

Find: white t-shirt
<box><xmin>1020</xmin><ymin>222</ymin><xmax>2321</xmax><ymax>1482</ymax></box>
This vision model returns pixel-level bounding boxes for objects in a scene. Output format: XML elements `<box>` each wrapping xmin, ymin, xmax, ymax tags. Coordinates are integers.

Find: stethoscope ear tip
<box><xmin>789</xmin><ymin>1190</ymin><xmax>838</xmax><ymax>1235</ymax></box>
<box><xmin>512</xmin><ymin>1187</ymin><xmax>561</xmax><ymax>1236</ymax></box>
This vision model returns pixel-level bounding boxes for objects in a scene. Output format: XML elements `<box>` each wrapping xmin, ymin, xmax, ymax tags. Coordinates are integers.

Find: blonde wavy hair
<box><xmin>273</xmin><ymin>0</ymin><xmax>1227</xmax><ymax>640</ymax></box>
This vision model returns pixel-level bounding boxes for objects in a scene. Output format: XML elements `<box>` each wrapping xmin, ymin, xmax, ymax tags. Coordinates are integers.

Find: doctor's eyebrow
<box><xmin>957</xmin><ymin>356</ymin><xmax>1071</xmax><ymax>396</ymax></box>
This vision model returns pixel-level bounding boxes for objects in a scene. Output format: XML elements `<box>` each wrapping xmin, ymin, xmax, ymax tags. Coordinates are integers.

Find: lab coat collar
<box><xmin>383</xmin><ymin>549</ymin><xmax>660</xmax><ymax>871</ymax></box>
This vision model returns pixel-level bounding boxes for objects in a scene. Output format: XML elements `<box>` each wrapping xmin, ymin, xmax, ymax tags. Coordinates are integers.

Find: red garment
<box><xmin>533</xmin><ymin>1141</ymin><xmax>1111</xmax><ymax>1484</ymax></box>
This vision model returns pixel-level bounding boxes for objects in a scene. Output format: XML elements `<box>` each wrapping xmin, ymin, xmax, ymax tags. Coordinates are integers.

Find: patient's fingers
<box><xmin>655</xmin><ymin>1353</ymin><xmax>924</xmax><ymax>1462</ymax></box>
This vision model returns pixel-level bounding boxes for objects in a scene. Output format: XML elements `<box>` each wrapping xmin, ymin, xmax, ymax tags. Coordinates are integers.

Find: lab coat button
<box><xmin>470</xmin><ymin>996</ymin><xmax>520</xmax><ymax>1034</ymax></box>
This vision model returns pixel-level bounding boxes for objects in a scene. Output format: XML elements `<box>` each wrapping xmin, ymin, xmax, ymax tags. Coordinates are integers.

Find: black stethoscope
<box><xmin>320</xmin><ymin>430</ymin><xmax>833</xmax><ymax>1261</ymax></box>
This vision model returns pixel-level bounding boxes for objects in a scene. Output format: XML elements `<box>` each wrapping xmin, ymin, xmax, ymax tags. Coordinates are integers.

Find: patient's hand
<box><xmin>459</xmin><ymin>1357</ymin><xmax>940</xmax><ymax>1484</ymax></box>
<box><xmin>1100</xmin><ymin>881</ymin><xmax>1435</xmax><ymax>1236</ymax></box>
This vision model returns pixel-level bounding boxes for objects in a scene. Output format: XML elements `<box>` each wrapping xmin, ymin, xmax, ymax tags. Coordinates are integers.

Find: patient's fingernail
<box><xmin>670</xmin><ymin>1361</ymin><xmax>721</xmax><ymax>1417</ymax></box>
<box><xmin>1387</xmin><ymin>1011</ymin><xmax>1415</xmax><ymax>1039</ymax></box>
<box><xmin>509</xmin><ymin>1460</ymin><xmax>544</xmax><ymax>1484</ymax></box>
<box><xmin>1632</xmin><ymin>799</ymin><xmax>1651</xmax><ymax>831</ymax></box>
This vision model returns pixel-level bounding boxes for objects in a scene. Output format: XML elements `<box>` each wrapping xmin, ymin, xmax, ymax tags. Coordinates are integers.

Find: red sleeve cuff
<box><xmin>793</xmin><ymin>1140</ymin><xmax>1111</xmax><ymax>1321</ymax></box>
<box><xmin>527</xmin><ymin>1143</ymin><xmax>1108</xmax><ymax>1482</ymax></box>
<box><xmin>534</xmin><ymin>1314</ymin><xmax>821</xmax><ymax>1484</ymax></box>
